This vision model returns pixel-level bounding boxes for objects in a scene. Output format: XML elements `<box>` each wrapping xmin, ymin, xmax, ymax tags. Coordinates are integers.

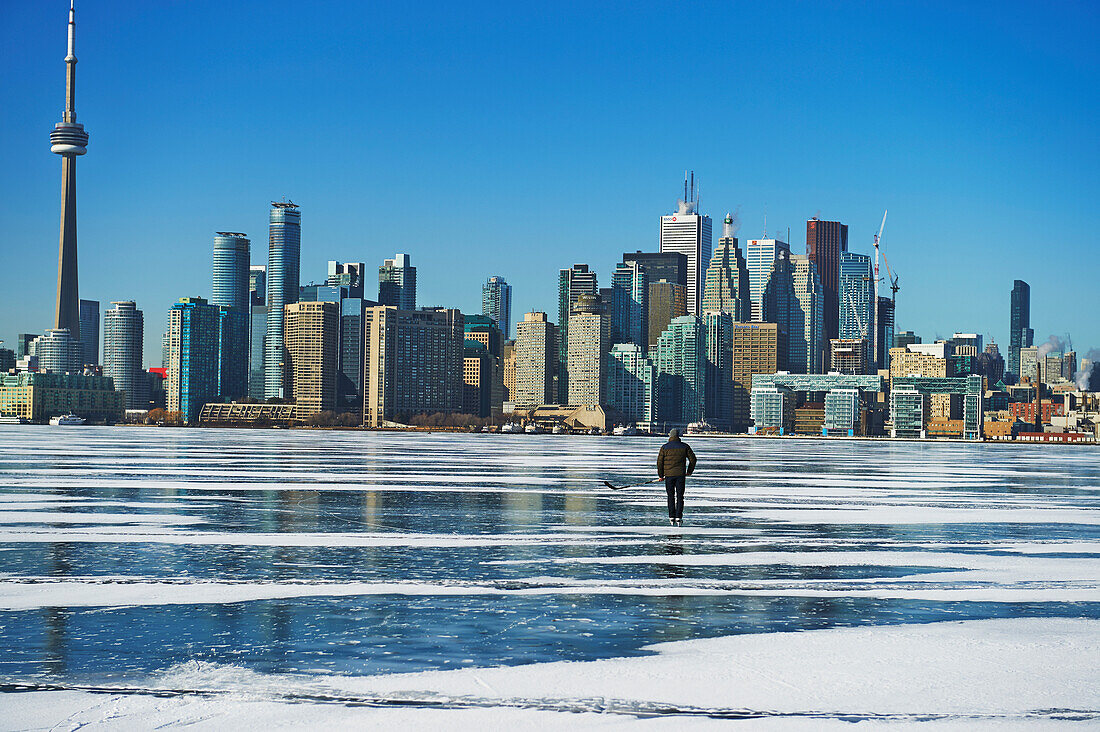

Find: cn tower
<box><xmin>50</xmin><ymin>0</ymin><xmax>89</xmax><ymax>340</ymax></box>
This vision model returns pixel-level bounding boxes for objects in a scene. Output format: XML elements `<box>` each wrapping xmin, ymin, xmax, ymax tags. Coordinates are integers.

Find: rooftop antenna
<box><xmin>690</xmin><ymin>171</ymin><xmax>695</xmax><ymax>202</ymax></box>
<box><xmin>683</xmin><ymin>171</ymin><xmax>688</xmax><ymax>202</ymax></box>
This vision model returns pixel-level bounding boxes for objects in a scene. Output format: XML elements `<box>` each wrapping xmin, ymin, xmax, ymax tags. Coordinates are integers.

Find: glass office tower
<box><xmin>264</xmin><ymin>203</ymin><xmax>301</xmax><ymax>399</ymax></box>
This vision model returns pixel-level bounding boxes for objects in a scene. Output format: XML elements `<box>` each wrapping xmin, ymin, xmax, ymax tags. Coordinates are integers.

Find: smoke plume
<box><xmin>1074</xmin><ymin>348</ymin><xmax>1100</xmax><ymax>391</ymax></box>
<box><xmin>1037</xmin><ymin>334</ymin><xmax>1067</xmax><ymax>359</ymax></box>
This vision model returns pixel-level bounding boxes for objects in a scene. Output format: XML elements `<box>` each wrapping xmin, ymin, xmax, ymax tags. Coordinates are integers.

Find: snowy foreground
<box><xmin>0</xmin><ymin>428</ymin><xmax>1097</xmax><ymax>728</ymax></box>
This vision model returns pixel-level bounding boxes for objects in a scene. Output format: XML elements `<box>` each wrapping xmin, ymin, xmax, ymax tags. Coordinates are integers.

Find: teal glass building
<box><xmin>264</xmin><ymin>203</ymin><xmax>301</xmax><ymax>399</ymax></box>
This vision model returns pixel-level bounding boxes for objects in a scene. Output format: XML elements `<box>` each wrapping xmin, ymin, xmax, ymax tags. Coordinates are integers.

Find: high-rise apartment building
<box><xmin>1009</xmin><ymin>280</ymin><xmax>1033</xmax><ymax>377</ymax></box>
<box><xmin>1018</xmin><ymin>346</ymin><xmax>1039</xmax><ymax>383</ymax></box>
<box><xmin>378</xmin><ymin>253</ymin><xmax>416</xmax><ymax>310</ymax></box>
<box><xmin>647</xmin><ymin>280</ymin><xmax>687</xmax><ymax>351</ymax></box>
<box><xmin>567</xmin><ymin>294</ymin><xmax>609</xmax><ymax>407</ymax></box>
<box><xmin>607</xmin><ymin>343</ymin><xmax>655</xmax><ymax>426</ymax></box>
<box><xmin>838</xmin><ymin>252</ymin><xmax>874</xmax><ymax>346</ymax></box>
<box><xmin>248</xmin><ymin>304</ymin><xmax>267</xmax><ymax>400</ymax></box>
<box><xmin>284</xmin><ymin>301</ymin><xmax>339</xmax><ymax>416</ymax></box>
<box><xmin>659</xmin><ymin>194</ymin><xmax>712</xmax><ymax>316</ymax></box>
<box><xmin>746</xmin><ymin>238</ymin><xmax>791</xmax><ymax>323</ymax></box>
<box><xmin>464</xmin><ymin>314</ymin><xmax>502</xmax><ymax>358</ymax></box>
<box><xmin>462</xmin><ymin>342</ymin><xmax>494</xmax><ymax>418</ymax></box>
<box><xmin>830</xmin><ymin>338</ymin><xmax>868</xmax><ymax>375</ymax></box>
<box><xmin>248</xmin><ymin>265</ymin><xmax>266</xmax><ymax>306</ymax></box>
<box><xmin>362</xmin><ymin>307</ymin><xmax>463</xmax><ymax>427</ymax></box>
<box><xmin>806</xmin><ymin>218</ymin><xmax>848</xmax><ymax>343</ymax></box>
<box><xmin>78</xmin><ymin>299</ymin><xmax>99</xmax><ymax>365</ymax></box>
<box><xmin>610</xmin><ymin>261</ymin><xmax>647</xmax><ymax>348</ymax></box>
<box><xmin>622</xmin><ymin>251</ymin><xmax>687</xmax><ymax>290</ymax></box>
<box><xmin>212</xmin><ymin>232</ymin><xmax>250</xmax><ymax>401</ymax></box>
<box><xmin>557</xmin><ymin>264</ymin><xmax>598</xmax><ymax>401</ymax></box>
<box><xmin>327</xmin><ymin>261</ymin><xmax>365</xmax><ymax>298</ymax></box>
<box><xmin>730</xmin><ymin>323</ymin><xmax>781</xmax><ymax>431</ymax></box>
<box><xmin>166</xmin><ymin>298</ymin><xmax>221</xmax><ymax>423</ymax></box>
<box><xmin>264</xmin><ymin>202</ymin><xmax>301</xmax><ymax>399</ymax></box>
<box><xmin>32</xmin><ymin>329</ymin><xmax>82</xmax><ymax>374</ymax></box>
<box><xmin>790</xmin><ymin>254</ymin><xmax>824</xmax><ymax>374</ymax></box>
<box><xmin>703</xmin><ymin>311</ymin><xmax>733</xmax><ymax>430</ymax></box>
<box><xmin>15</xmin><ymin>334</ymin><xmax>39</xmax><ymax>359</ymax></box>
<box><xmin>501</xmin><ymin>341</ymin><xmax>516</xmax><ymax>404</ymax></box>
<box><xmin>701</xmin><ymin>214</ymin><xmax>750</xmax><ymax>321</ymax></box>
<box><xmin>655</xmin><ymin>315</ymin><xmax>706</xmax><ymax>426</ymax></box>
<box><xmin>482</xmin><ymin>276</ymin><xmax>513</xmax><ymax>339</ymax></box>
<box><xmin>515</xmin><ymin>312</ymin><xmax>557</xmax><ymax>408</ymax></box>
<box><xmin>103</xmin><ymin>301</ymin><xmax>146</xmax><ymax>409</ymax></box>
<box><xmin>876</xmin><ymin>297</ymin><xmax>896</xmax><ymax>371</ymax></box>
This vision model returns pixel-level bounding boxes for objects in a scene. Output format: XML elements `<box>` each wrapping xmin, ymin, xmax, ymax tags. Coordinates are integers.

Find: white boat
<box><xmin>552</xmin><ymin>424</ymin><xmax>564</xmax><ymax>434</ymax></box>
<box><xmin>612</xmin><ymin>424</ymin><xmax>638</xmax><ymax>436</ymax></box>
<box><xmin>500</xmin><ymin>423</ymin><xmax>522</xmax><ymax>434</ymax></box>
<box><xmin>686</xmin><ymin>421</ymin><xmax>717</xmax><ymax>435</ymax></box>
<box><xmin>524</xmin><ymin>423</ymin><xmax>543</xmax><ymax>434</ymax></box>
<box><xmin>0</xmin><ymin>415</ymin><xmax>28</xmax><ymax>425</ymax></box>
<box><xmin>49</xmin><ymin>414</ymin><xmax>86</xmax><ymax>426</ymax></box>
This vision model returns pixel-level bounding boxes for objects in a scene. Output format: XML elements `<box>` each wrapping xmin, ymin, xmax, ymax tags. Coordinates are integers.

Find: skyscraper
<box><xmin>746</xmin><ymin>238</ymin><xmax>791</xmax><ymax>323</ymax></box>
<box><xmin>557</xmin><ymin>264</ymin><xmax>598</xmax><ymax>401</ymax></box>
<box><xmin>378</xmin><ymin>253</ymin><xmax>416</xmax><ymax>310</ymax></box>
<box><xmin>730</xmin><ymin>323</ymin><xmax>781</xmax><ymax>431</ymax></box>
<box><xmin>659</xmin><ymin>183</ymin><xmax>712</xmax><ymax>316</ymax></box>
<box><xmin>703</xmin><ymin>311</ymin><xmax>734</xmax><ymax>430</ymax></box>
<box><xmin>78</xmin><ymin>299</ymin><xmax>99</xmax><ymax>365</ymax></box>
<box><xmin>790</xmin><ymin>254</ymin><xmax>824</xmax><ymax>374</ymax></box>
<box><xmin>655</xmin><ymin>315</ymin><xmax>706</xmax><ymax>426</ymax></box>
<box><xmin>838</xmin><ymin>251</ymin><xmax>874</xmax><ymax>343</ymax></box>
<box><xmin>32</xmin><ymin>329</ymin><xmax>82</xmax><ymax>374</ymax></box>
<box><xmin>515</xmin><ymin>312</ymin><xmax>557</xmax><ymax>408</ymax></box>
<box><xmin>610</xmin><ymin>261</ymin><xmax>648</xmax><ymax>348</ymax></box>
<box><xmin>647</xmin><ymin>280</ymin><xmax>687</xmax><ymax>351</ymax></box>
<box><xmin>103</xmin><ymin>301</ymin><xmax>146</xmax><ymax>409</ymax></box>
<box><xmin>166</xmin><ymin>297</ymin><xmax>221</xmax><ymax>422</ymax></box>
<box><xmin>249</xmin><ymin>266</ymin><xmax>266</xmax><ymax>306</ymax></box>
<box><xmin>248</xmin><ymin>266</ymin><xmax>266</xmax><ymax>399</ymax></box>
<box><xmin>327</xmin><ymin>261</ymin><xmax>365</xmax><ymax>298</ymax></box>
<box><xmin>701</xmin><ymin>214</ymin><xmax>750</xmax><ymax>321</ymax></box>
<box><xmin>482</xmin><ymin>276</ymin><xmax>513</xmax><ymax>339</ymax></box>
<box><xmin>607</xmin><ymin>344</ymin><xmax>656</xmax><ymax>426</ymax></box>
<box><xmin>806</xmin><ymin>218</ymin><xmax>848</xmax><ymax>343</ymax></box>
<box><xmin>51</xmin><ymin>1</ymin><xmax>90</xmax><ymax>342</ymax></box>
<box><xmin>213</xmin><ymin>232</ymin><xmax>250</xmax><ymax>401</ymax></box>
<box><xmin>622</xmin><ymin>251</ymin><xmax>687</xmax><ymax>290</ymax></box>
<box><xmin>264</xmin><ymin>201</ymin><xmax>301</xmax><ymax>399</ymax></box>
<box><xmin>876</xmin><ymin>297</ymin><xmax>896</xmax><ymax>371</ymax></box>
<box><xmin>567</xmin><ymin>294</ymin><xmax>609</xmax><ymax>407</ymax></box>
<box><xmin>284</xmin><ymin>301</ymin><xmax>339</xmax><ymax>416</ymax></box>
<box><xmin>1009</xmin><ymin>279</ymin><xmax>1033</xmax><ymax>377</ymax></box>
<box><xmin>15</xmin><ymin>335</ymin><xmax>39</xmax><ymax>360</ymax></box>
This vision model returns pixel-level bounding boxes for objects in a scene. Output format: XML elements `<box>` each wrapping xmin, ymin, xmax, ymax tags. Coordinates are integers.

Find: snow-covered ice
<box><xmin>0</xmin><ymin>426</ymin><xmax>1097</xmax><ymax>727</ymax></box>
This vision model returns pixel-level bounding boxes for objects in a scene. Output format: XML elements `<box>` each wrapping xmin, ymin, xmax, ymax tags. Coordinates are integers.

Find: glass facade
<box><xmin>606</xmin><ymin>343</ymin><xmax>654</xmax><ymax>425</ymax></box>
<box><xmin>264</xmin><ymin>203</ymin><xmax>301</xmax><ymax>399</ymax></box>
<box><xmin>557</xmin><ymin>265</ymin><xmax>598</xmax><ymax>402</ymax></box>
<box><xmin>824</xmin><ymin>388</ymin><xmax>860</xmax><ymax>435</ymax></box>
<box><xmin>248</xmin><ymin>305</ymin><xmax>267</xmax><ymax>400</ymax></box>
<box><xmin>167</xmin><ymin>298</ymin><xmax>221</xmax><ymax>422</ymax></box>
<box><xmin>32</xmin><ymin>329</ymin><xmax>81</xmax><ymax>374</ymax></box>
<box><xmin>701</xmin><ymin>217</ymin><xmax>750</xmax><ymax>322</ymax></box>
<box><xmin>78</xmin><ymin>299</ymin><xmax>99</xmax><ymax>365</ymax></box>
<box><xmin>750</xmin><ymin>384</ymin><xmax>793</xmax><ymax>433</ymax></box>
<box><xmin>610</xmin><ymin>262</ymin><xmax>647</xmax><ymax>349</ymax></box>
<box><xmin>703</xmin><ymin>312</ymin><xmax>733</xmax><ymax>430</ymax></box>
<box><xmin>655</xmin><ymin>315</ymin><xmax>705</xmax><ymax>426</ymax></box>
<box><xmin>838</xmin><ymin>252</ymin><xmax>874</xmax><ymax>342</ymax></box>
<box><xmin>790</xmin><ymin>255</ymin><xmax>824</xmax><ymax>373</ymax></box>
<box><xmin>212</xmin><ymin>233</ymin><xmax>251</xmax><ymax>311</ymax></box>
<box><xmin>378</xmin><ymin>253</ymin><xmax>416</xmax><ymax>310</ymax></box>
<box><xmin>1009</xmin><ymin>279</ymin><xmax>1032</xmax><ymax>377</ymax></box>
<box><xmin>103</xmin><ymin>301</ymin><xmax>147</xmax><ymax>409</ymax></box>
<box><xmin>481</xmin><ymin>276</ymin><xmax>512</xmax><ymax>340</ymax></box>
<box><xmin>745</xmin><ymin>238</ymin><xmax>790</xmax><ymax>323</ymax></box>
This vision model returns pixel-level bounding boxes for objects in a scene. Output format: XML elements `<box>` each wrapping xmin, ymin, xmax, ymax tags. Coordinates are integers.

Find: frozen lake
<box><xmin>0</xmin><ymin>426</ymin><xmax>1097</xmax><ymax>726</ymax></box>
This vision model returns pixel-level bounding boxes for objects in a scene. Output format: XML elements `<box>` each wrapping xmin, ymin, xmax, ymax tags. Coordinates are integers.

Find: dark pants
<box><xmin>664</xmin><ymin>476</ymin><xmax>686</xmax><ymax>519</ymax></box>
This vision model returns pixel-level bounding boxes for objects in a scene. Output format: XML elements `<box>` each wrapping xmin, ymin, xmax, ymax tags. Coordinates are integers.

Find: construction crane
<box><xmin>871</xmin><ymin>210</ymin><xmax>888</xmax><ymax>368</ymax></box>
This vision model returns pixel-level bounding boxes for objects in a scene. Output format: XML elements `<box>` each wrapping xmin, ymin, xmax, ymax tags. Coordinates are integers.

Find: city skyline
<box><xmin>2</xmin><ymin>1</ymin><xmax>1098</xmax><ymax>364</ymax></box>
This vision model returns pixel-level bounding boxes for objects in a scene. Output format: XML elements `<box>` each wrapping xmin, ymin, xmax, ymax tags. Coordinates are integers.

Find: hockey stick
<box><xmin>601</xmin><ymin>477</ymin><xmax>664</xmax><ymax>491</ymax></box>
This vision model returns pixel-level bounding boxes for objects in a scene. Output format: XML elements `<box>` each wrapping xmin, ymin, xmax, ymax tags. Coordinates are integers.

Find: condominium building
<box><xmin>264</xmin><ymin>202</ymin><xmax>301</xmax><ymax>399</ymax></box>
<box><xmin>830</xmin><ymin>338</ymin><xmax>868</xmax><ymax>375</ymax></box>
<box><xmin>166</xmin><ymin>297</ymin><xmax>221</xmax><ymax>423</ymax></box>
<box><xmin>515</xmin><ymin>312</ymin><xmax>556</xmax><ymax>408</ymax></box>
<box><xmin>730</xmin><ymin>322</ymin><xmax>781</xmax><ymax>432</ymax></box>
<box><xmin>501</xmin><ymin>341</ymin><xmax>516</xmax><ymax>403</ymax></box>
<box><xmin>750</xmin><ymin>384</ymin><xmax>795</xmax><ymax>434</ymax></box>
<box><xmin>327</xmin><ymin>261</ymin><xmax>365</xmax><ymax>298</ymax></box>
<box><xmin>610</xmin><ymin>261</ymin><xmax>647</xmax><ymax>348</ymax></box>
<box><xmin>606</xmin><ymin>343</ymin><xmax>655</xmax><ymax>426</ymax></box>
<box><xmin>78</xmin><ymin>299</ymin><xmax>99</xmax><ymax>365</ymax></box>
<box><xmin>647</xmin><ymin>279</ymin><xmax>687</xmax><ymax>351</ymax></box>
<box><xmin>838</xmin><ymin>251</ymin><xmax>874</xmax><ymax>343</ymax></box>
<box><xmin>284</xmin><ymin>301</ymin><xmax>339</xmax><ymax>416</ymax></box>
<box><xmin>1009</xmin><ymin>279</ymin><xmax>1033</xmax><ymax>377</ymax></box>
<box><xmin>567</xmin><ymin>294</ymin><xmax>609</xmax><ymax>407</ymax></box>
<box><xmin>890</xmin><ymin>387</ymin><xmax>928</xmax><ymax>438</ymax></box>
<box><xmin>249</xmin><ymin>266</ymin><xmax>266</xmax><ymax>306</ymax></box>
<box><xmin>32</xmin><ymin>329</ymin><xmax>82</xmax><ymax>374</ymax></box>
<box><xmin>362</xmin><ymin>306</ymin><xmax>464</xmax><ymax>427</ymax></box>
<box><xmin>378</xmin><ymin>253</ymin><xmax>416</xmax><ymax>310</ymax></box>
<box><xmin>746</xmin><ymin>238</ymin><xmax>791</xmax><ymax>323</ymax></box>
<box><xmin>557</xmin><ymin>264</ymin><xmax>598</xmax><ymax>401</ymax></box>
<box><xmin>482</xmin><ymin>276</ymin><xmax>512</xmax><ymax>339</ymax></box>
<box><xmin>700</xmin><ymin>213</ymin><xmax>750</xmax><ymax>321</ymax></box>
<box><xmin>790</xmin><ymin>254</ymin><xmax>824</xmax><ymax>373</ymax></box>
<box><xmin>659</xmin><ymin>196</ymin><xmax>712</xmax><ymax>316</ymax></box>
<box><xmin>703</xmin><ymin>311</ymin><xmax>733</xmax><ymax>430</ymax></box>
<box><xmin>0</xmin><ymin>372</ymin><xmax>123</xmax><ymax>423</ymax></box>
<box><xmin>102</xmin><ymin>301</ymin><xmax>147</xmax><ymax>409</ymax></box>
<box><xmin>655</xmin><ymin>315</ymin><xmax>706</xmax><ymax>426</ymax></box>
<box><xmin>463</xmin><ymin>341</ymin><xmax>494</xmax><ymax>418</ymax></box>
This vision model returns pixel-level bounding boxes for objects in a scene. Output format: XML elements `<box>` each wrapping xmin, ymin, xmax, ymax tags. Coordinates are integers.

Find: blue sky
<box><xmin>2</xmin><ymin>0</ymin><xmax>1097</xmax><ymax>365</ymax></box>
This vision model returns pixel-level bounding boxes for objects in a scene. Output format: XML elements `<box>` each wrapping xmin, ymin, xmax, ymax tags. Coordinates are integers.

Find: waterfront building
<box><xmin>378</xmin><ymin>253</ymin><xmax>416</xmax><ymax>310</ymax></box>
<box><xmin>0</xmin><ymin>372</ymin><xmax>122</xmax><ymax>423</ymax></box>
<box><xmin>362</xmin><ymin>306</ymin><xmax>463</xmax><ymax>427</ymax></box>
<box><xmin>890</xmin><ymin>387</ymin><xmax>928</xmax><ymax>438</ymax></box>
<box><xmin>249</xmin><ymin>265</ymin><xmax>266</xmax><ymax>306</ymax></box>
<box><xmin>750</xmin><ymin>384</ymin><xmax>795</xmax><ymax>434</ymax></box>
<box><xmin>50</xmin><ymin>2</ymin><xmax>89</xmax><ymax>344</ymax></box>
<box><xmin>78</xmin><ymin>299</ymin><xmax>99</xmax><ymax>365</ymax></box>
<box><xmin>327</xmin><ymin>261</ymin><xmax>365</xmax><ymax>298</ymax></box>
<box><xmin>264</xmin><ymin>201</ymin><xmax>301</xmax><ymax>399</ymax></box>
<box><xmin>829</xmin><ymin>338</ymin><xmax>867</xmax><ymax>375</ymax></box>
<box><xmin>790</xmin><ymin>254</ymin><xmax>824</xmax><ymax>373</ymax></box>
<box><xmin>838</xmin><ymin>252</ymin><xmax>874</xmax><ymax>345</ymax></box>
<box><xmin>703</xmin><ymin>312</ymin><xmax>733</xmax><ymax>430</ymax></box>
<box><xmin>823</xmin><ymin>388</ymin><xmax>861</xmax><ymax>436</ymax></box>
<box><xmin>622</xmin><ymin>251</ymin><xmax>687</xmax><ymax>290</ymax></box>
<box><xmin>102</xmin><ymin>301</ymin><xmax>146</xmax><ymax>409</ymax></box>
<box><xmin>746</xmin><ymin>238</ymin><xmax>791</xmax><ymax>323</ymax></box>
<box><xmin>876</xmin><ymin>297</ymin><xmax>895</xmax><ymax>371</ymax></box>
<box><xmin>32</xmin><ymin>329</ymin><xmax>82</xmax><ymax>374</ymax></box>
<box><xmin>647</xmin><ymin>280</ymin><xmax>687</xmax><ymax>351</ymax></box>
<box><xmin>730</xmin><ymin>323</ymin><xmax>781</xmax><ymax>431</ymax></box>
<box><xmin>212</xmin><ymin>232</ymin><xmax>250</xmax><ymax>401</ymax></box>
<box><xmin>501</xmin><ymin>341</ymin><xmax>516</xmax><ymax>403</ymax></box>
<box><xmin>335</xmin><ymin>297</ymin><xmax>372</xmax><ymax>415</ymax></box>
<box><xmin>284</xmin><ymin>301</ymin><xmax>339</xmax><ymax>416</ymax></box>
<box><xmin>567</xmin><ymin>294</ymin><xmax>609</xmax><ymax>407</ymax></box>
<box><xmin>248</xmin><ymin>304</ymin><xmax>267</xmax><ymax>400</ymax></box>
<box><xmin>15</xmin><ymin>334</ymin><xmax>39</xmax><ymax>359</ymax></box>
<box><xmin>1009</xmin><ymin>280</ymin><xmax>1033</xmax><ymax>377</ymax></box>
<box><xmin>166</xmin><ymin>298</ymin><xmax>221</xmax><ymax>423</ymax></box>
<box><xmin>700</xmin><ymin>214</ymin><xmax>750</xmax><ymax>321</ymax></box>
<box><xmin>482</xmin><ymin>276</ymin><xmax>513</xmax><ymax>339</ymax></box>
<box><xmin>515</xmin><ymin>312</ymin><xmax>556</xmax><ymax>408</ymax></box>
<box><xmin>655</xmin><ymin>315</ymin><xmax>706</xmax><ymax>426</ymax></box>
<box><xmin>610</xmin><ymin>261</ymin><xmax>648</xmax><ymax>348</ymax></box>
<box><xmin>606</xmin><ymin>343</ymin><xmax>655</xmax><ymax>426</ymax></box>
<box><xmin>463</xmin><ymin>341</ymin><xmax>493</xmax><ymax>418</ymax></box>
<box><xmin>805</xmin><ymin>218</ymin><xmax>848</xmax><ymax>343</ymax></box>
<box><xmin>557</xmin><ymin>264</ymin><xmax>598</xmax><ymax>401</ymax></box>
<box><xmin>659</xmin><ymin>190</ymin><xmax>712</xmax><ymax>316</ymax></box>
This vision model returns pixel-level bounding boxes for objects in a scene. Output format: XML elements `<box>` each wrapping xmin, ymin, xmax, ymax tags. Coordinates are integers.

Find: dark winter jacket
<box><xmin>657</xmin><ymin>439</ymin><xmax>697</xmax><ymax>478</ymax></box>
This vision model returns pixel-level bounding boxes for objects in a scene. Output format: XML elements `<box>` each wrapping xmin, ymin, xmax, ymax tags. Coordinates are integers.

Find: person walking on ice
<box><xmin>657</xmin><ymin>429</ymin><xmax>696</xmax><ymax>526</ymax></box>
